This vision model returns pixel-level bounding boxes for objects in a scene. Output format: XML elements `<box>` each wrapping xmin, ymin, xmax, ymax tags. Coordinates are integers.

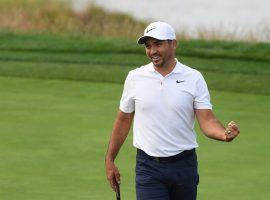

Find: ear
<box><xmin>172</xmin><ymin>40</ymin><xmax>177</xmax><ymax>50</ymax></box>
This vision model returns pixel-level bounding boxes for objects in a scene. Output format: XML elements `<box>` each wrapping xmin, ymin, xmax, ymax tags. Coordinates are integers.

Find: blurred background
<box><xmin>0</xmin><ymin>0</ymin><xmax>269</xmax><ymax>200</ymax></box>
<box><xmin>0</xmin><ymin>0</ymin><xmax>269</xmax><ymax>41</ymax></box>
<box><xmin>72</xmin><ymin>0</ymin><xmax>270</xmax><ymax>42</ymax></box>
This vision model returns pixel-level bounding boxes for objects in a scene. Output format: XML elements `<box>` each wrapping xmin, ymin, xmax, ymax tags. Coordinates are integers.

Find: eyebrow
<box><xmin>145</xmin><ymin>40</ymin><xmax>163</xmax><ymax>46</ymax></box>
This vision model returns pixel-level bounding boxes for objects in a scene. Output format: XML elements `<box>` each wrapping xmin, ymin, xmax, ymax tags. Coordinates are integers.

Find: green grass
<box><xmin>0</xmin><ymin>33</ymin><xmax>269</xmax><ymax>95</ymax></box>
<box><xmin>1</xmin><ymin>2</ymin><xmax>269</xmax><ymax>199</ymax></box>
<box><xmin>0</xmin><ymin>76</ymin><xmax>269</xmax><ymax>200</ymax></box>
<box><xmin>1</xmin><ymin>32</ymin><xmax>270</xmax><ymax>61</ymax></box>
<box><xmin>0</xmin><ymin>76</ymin><xmax>122</xmax><ymax>199</ymax></box>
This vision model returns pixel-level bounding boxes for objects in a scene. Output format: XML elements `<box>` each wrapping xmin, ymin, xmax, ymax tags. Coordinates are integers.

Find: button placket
<box><xmin>160</xmin><ymin>77</ymin><xmax>166</xmax><ymax>87</ymax></box>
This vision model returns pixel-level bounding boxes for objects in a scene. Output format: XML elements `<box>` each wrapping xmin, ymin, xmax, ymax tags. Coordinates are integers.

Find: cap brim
<box><xmin>137</xmin><ymin>35</ymin><xmax>174</xmax><ymax>44</ymax></box>
<box><xmin>137</xmin><ymin>36</ymin><xmax>148</xmax><ymax>44</ymax></box>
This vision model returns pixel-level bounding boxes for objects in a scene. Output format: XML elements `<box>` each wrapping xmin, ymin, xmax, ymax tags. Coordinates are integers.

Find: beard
<box><xmin>150</xmin><ymin>53</ymin><xmax>173</xmax><ymax>68</ymax></box>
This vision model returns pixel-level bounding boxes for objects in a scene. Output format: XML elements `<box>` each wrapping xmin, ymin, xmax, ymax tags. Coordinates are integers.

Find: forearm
<box><xmin>195</xmin><ymin>109</ymin><xmax>227</xmax><ymax>141</ymax></box>
<box><xmin>105</xmin><ymin>110</ymin><xmax>134</xmax><ymax>190</ymax></box>
<box><xmin>106</xmin><ymin>124</ymin><xmax>130</xmax><ymax>162</ymax></box>
<box><xmin>199</xmin><ymin>117</ymin><xmax>226</xmax><ymax>141</ymax></box>
<box><xmin>196</xmin><ymin>109</ymin><xmax>240</xmax><ymax>142</ymax></box>
<box><xmin>105</xmin><ymin>110</ymin><xmax>134</xmax><ymax>163</ymax></box>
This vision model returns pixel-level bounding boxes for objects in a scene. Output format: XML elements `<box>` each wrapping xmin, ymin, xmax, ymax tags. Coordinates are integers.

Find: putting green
<box><xmin>0</xmin><ymin>76</ymin><xmax>269</xmax><ymax>200</ymax></box>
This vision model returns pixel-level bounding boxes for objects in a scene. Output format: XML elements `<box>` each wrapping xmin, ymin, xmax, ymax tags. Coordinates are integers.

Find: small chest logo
<box><xmin>176</xmin><ymin>80</ymin><xmax>185</xmax><ymax>83</ymax></box>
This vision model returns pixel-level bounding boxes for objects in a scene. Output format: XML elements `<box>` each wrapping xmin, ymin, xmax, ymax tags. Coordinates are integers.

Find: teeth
<box><xmin>152</xmin><ymin>56</ymin><xmax>160</xmax><ymax>61</ymax></box>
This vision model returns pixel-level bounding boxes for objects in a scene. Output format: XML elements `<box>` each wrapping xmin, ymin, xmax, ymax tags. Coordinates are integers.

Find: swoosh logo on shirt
<box><xmin>176</xmin><ymin>80</ymin><xmax>185</xmax><ymax>83</ymax></box>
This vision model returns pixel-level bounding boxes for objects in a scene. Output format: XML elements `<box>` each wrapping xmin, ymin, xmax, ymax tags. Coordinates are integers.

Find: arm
<box><xmin>105</xmin><ymin>110</ymin><xmax>134</xmax><ymax>191</ymax></box>
<box><xmin>195</xmin><ymin>109</ymin><xmax>240</xmax><ymax>142</ymax></box>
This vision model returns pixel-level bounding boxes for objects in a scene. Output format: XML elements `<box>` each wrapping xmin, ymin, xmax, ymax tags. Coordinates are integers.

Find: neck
<box><xmin>154</xmin><ymin>58</ymin><xmax>177</xmax><ymax>77</ymax></box>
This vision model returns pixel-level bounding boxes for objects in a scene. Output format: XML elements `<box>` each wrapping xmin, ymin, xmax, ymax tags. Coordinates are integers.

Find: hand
<box><xmin>105</xmin><ymin>160</ymin><xmax>121</xmax><ymax>191</ymax></box>
<box><xmin>225</xmin><ymin>121</ymin><xmax>240</xmax><ymax>142</ymax></box>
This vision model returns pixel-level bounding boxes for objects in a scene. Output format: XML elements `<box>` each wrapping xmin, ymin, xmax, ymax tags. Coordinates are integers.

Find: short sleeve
<box><xmin>194</xmin><ymin>73</ymin><xmax>212</xmax><ymax>109</ymax></box>
<box><xmin>119</xmin><ymin>72</ymin><xmax>135</xmax><ymax>113</ymax></box>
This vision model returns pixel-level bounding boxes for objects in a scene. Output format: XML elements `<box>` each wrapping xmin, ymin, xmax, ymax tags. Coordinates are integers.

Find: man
<box><xmin>105</xmin><ymin>21</ymin><xmax>240</xmax><ymax>200</ymax></box>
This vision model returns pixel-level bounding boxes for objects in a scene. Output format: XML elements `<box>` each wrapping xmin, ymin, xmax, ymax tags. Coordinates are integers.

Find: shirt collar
<box><xmin>172</xmin><ymin>59</ymin><xmax>183</xmax><ymax>74</ymax></box>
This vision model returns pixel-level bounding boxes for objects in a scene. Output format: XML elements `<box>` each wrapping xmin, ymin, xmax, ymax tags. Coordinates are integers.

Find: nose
<box><xmin>149</xmin><ymin>46</ymin><xmax>157</xmax><ymax>55</ymax></box>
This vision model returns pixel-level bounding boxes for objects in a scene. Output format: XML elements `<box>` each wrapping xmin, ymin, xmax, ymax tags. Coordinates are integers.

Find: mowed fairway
<box><xmin>0</xmin><ymin>76</ymin><xmax>269</xmax><ymax>200</ymax></box>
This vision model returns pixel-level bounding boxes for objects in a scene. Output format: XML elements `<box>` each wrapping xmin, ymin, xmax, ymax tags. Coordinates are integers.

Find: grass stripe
<box><xmin>1</xmin><ymin>32</ymin><xmax>270</xmax><ymax>62</ymax></box>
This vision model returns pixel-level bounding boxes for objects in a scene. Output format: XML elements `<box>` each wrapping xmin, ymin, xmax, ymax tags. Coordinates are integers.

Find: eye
<box><xmin>145</xmin><ymin>44</ymin><xmax>151</xmax><ymax>49</ymax></box>
<box><xmin>155</xmin><ymin>41</ymin><xmax>162</xmax><ymax>47</ymax></box>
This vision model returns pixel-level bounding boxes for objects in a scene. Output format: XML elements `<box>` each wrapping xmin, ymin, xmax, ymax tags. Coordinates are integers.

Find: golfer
<box><xmin>105</xmin><ymin>21</ymin><xmax>240</xmax><ymax>200</ymax></box>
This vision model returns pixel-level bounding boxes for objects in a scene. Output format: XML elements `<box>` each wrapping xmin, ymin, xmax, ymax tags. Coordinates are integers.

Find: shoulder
<box><xmin>127</xmin><ymin>62</ymin><xmax>152</xmax><ymax>77</ymax></box>
<box><xmin>124</xmin><ymin>62</ymin><xmax>152</xmax><ymax>85</ymax></box>
<box><xmin>179</xmin><ymin>62</ymin><xmax>202</xmax><ymax>79</ymax></box>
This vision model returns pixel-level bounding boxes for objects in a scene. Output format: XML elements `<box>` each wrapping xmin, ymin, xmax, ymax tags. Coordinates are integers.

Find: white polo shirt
<box><xmin>120</xmin><ymin>60</ymin><xmax>212</xmax><ymax>157</ymax></box>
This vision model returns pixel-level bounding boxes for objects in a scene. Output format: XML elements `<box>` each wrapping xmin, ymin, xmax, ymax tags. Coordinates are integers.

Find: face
<box><xmin>144</xmin><ymin>38</ymin><xmax>176</xmax><ymax>68</ymax></box>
